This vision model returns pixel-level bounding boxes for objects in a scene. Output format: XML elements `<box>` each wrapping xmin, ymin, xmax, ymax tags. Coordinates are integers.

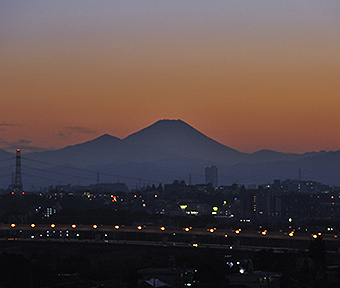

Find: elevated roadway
<box><xmin>0</xmin><ymin>223</ymin><xmax>338</xmax><ymax>252</ymax></box>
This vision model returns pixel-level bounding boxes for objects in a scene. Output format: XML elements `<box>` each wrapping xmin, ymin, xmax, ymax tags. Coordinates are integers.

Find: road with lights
<box><xmin>0</xmin><ymin>223</ymin><xmax>338</xmax><ymax>252</ymax></box>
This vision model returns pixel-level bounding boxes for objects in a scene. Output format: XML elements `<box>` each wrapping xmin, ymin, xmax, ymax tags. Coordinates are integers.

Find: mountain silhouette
<box><xmin>123</xmin><ymin>119</ymin><xmax>246</xmax><ymax>163</ymax></box>
<box><xmin>0</xmin><ymin>120</ymin><xmax>339</xmax><ymax>189</ymax></box>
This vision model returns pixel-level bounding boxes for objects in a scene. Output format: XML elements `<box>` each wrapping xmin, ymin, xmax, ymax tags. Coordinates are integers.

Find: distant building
<box><xmin>205</xmin><ymin>165</ymin><xmax>218</xmax><ymax>187</ymax></box>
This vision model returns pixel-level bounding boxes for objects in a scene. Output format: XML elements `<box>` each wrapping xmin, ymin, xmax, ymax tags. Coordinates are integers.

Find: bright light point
<box><xmin>31</xmin><ymin>224</ymin><xmax>36</xmax><ymax>228</ymax></box>
<box><xmin>288</xmin><ymin>218</ymin><xmax>293</xmax><ymax>222</ymax></box>
<box><xmin>160</xmin><ymin>226</ymin><xmax>166</xmax><ymax>231</ymax></box>
<box><xmin>209</xmin><ymin>228</ymin><xmax>214</xmax><ymax>233</ymax></box>
<box><xmin>192</xmin><ymin>243</ymin><xmax>198</xmax><ymax>247</ymax></box>
<box><xmin>51</xmin><ymin>224</ymin><xmax>56</xmax><ymax>228</ymax></box>
<box><xmin>114</xmin><ymin>225</ymin><xmax>119</xmax><ymax>229</ymax></box>
<box><xmin>137</xmin><ymin>225</ymin><xmax>142</xmax><ymax>230</ymax></box>
<box><xmin>10</xmin><ymin>223</ymin><xmax>16</xmax><ymax>228</ymax></box>
<box><xmin>289</xmin><ymin>231</ymin><xmax>294</xmax><ymax>237</ymax></box>
<box><xmin>239</xmin><ymin>268</ymin><xmax>245</xmax><ymax>274</ymax></box>
<box><xmin>92</xmin><ymin>225</ymin><xmax>98</xmax><ymax>229</ymax></box>
<box><xmin>154</xmin><ymin>194</ymin><xmax>158</xmax><ymax>198</ymax></box>
<box><xmin>71</xmin><ymin>224</ymin><xmax>76</xmax><ymax>229</ymax></box>
<box><xmin>312</xmin><ymin>234</ymin><xmax>318</xmax><ymax>239</ymax></box>
<box><xmin>262</xmin><ymin>231</ymin><xmax>267</xmax><ymax>236</ymax></box>
<box><xmin>184</xmin><ymin>227</ymin><xmax>190</xmax><ymax>232</ymax></box>
<box><xmin>224</xmin><ymin>234</ymin><xmax>228</xmax><ymax>238</ymax></box>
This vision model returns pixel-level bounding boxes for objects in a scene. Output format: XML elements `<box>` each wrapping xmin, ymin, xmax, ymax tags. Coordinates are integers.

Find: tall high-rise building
<box><xmin>205</xmin><ymin>165</ymin><xmax>218</xmax><ymax>187</ymax></box>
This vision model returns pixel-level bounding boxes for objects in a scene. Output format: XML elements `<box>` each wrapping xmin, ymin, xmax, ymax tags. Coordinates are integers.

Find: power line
<box><xmin>22</xmin><ymin>157</ymin><xmax>162</xmax><ymax>183</ymax></box>
<box><xmin>21</xmin><ymin>165</ymin><xmax>97</xmax><ymax>182</ymax></box>
<box><xmin>0</xmin><ymin>157</ymin><xmax>15</xmax><ymax>163</ymax></box>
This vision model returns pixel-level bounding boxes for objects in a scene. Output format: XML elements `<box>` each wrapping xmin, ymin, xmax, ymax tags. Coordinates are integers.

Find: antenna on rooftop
<box><xmin>97</xmin><ymin>171</ymin><xmax>100</xmax><ymax>185</ymax></box>
<box><xmin>299</xmin><ymin>168</ymin><xmax>301</xmax><ymax>182</ymax></box>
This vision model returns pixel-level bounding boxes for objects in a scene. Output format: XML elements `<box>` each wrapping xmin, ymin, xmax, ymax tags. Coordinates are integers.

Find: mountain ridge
<box><xmin>0</xmin><ymin>119</ymin><xmax>338</xmax><ymax>188</ymax></box>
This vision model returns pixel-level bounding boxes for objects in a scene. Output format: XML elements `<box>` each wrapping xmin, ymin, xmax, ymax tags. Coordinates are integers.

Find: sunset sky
<box><xmin>1</xmin><ymin>1</ymin><xmax>339</xmax><ymax>154</ymax></box>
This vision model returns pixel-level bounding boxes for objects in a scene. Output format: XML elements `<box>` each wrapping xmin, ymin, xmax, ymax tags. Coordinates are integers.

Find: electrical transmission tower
<box><xmin>13</xmin><ymin>148</ymin><xmax>23</xmax><ymax>194</ymax></box>
<box><xmin>12</xmin><ymin>148</ymin><xmax>27</xmax><ymax>223</ymax></box>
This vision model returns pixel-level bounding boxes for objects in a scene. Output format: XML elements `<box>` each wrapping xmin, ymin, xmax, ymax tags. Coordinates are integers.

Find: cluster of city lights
<box><xmin>207</xmin><ymin>228</ymin><xmax>216</xmax><ymax>233</ymax></box>
<box><xmin>312</xmin><ymin>232</ymin><xmax>323</xmax><ymax>239</ymax></box>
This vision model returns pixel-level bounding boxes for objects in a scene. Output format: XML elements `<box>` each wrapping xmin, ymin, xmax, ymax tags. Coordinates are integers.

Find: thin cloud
<box><xmin>0</xmin><ymin>138</ymin><xmax>46</xmax><ymax>153</ymax></box>
<box><xmin>0</xmin><ymin>122</ymin><xmax>19</xmax><ymax>127</ymax></box>
<box><xmin>64</xmin><ymin>126</ymin><xmax>98</xmax><ymax>134</ymax></box>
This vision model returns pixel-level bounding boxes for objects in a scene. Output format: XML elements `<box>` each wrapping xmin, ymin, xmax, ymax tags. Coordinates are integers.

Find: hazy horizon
<box><xmin>0</xmin><ymin>118</ymin><xmax>338</xmax><ymax>155</ymax></box>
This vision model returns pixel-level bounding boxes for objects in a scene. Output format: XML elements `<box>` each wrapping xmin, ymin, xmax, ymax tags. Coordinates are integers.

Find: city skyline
<box><xmin>1</xmin><ymin>1</ymin><xmax>339</xmax><ymax>154</ymax></box>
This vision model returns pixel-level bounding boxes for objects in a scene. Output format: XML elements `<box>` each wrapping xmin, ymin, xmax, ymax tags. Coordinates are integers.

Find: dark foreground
<box><xmin>0</xmin><ymin>239</ymin><xmax>339</xmax><ymax>288</ymax></box>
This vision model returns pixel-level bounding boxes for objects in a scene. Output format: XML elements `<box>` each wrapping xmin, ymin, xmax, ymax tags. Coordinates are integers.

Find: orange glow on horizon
<box><xmin>1</xmin><ymin>2</ymin><xmax>339</xmax><ymax>154</ymax></box>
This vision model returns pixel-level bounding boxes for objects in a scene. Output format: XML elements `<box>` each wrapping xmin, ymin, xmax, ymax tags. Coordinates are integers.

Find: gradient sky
<box><xmin>1</xmin><ymin>1</ymin><xmax>339</xmax><ymax>153</ymax></box>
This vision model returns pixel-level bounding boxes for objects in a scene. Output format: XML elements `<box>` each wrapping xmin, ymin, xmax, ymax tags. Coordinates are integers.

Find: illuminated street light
<box><xmin>50</xmin><ymin>224</ymin><xmax>56</xmax><ymax>228</ymax></box>
<box><xmin>92</xmin><ymin>225</ymin><xmax>98</xmax><ymax>229</ymax></box>
<box><xmin>71</xmin><ymin>224</ymin><xmax>77</xmax><ymax>229</ymax></box>
<box><xmin>30</xmin><ymin>224</ymin><xmax>36</xmax><ymax>228</ymax></box>
<box><xmin>114</xmin><ymin>225</ymin><xmax>120</xmax><ymax>230</ymax></box>
<box><xmin>10</xmin><ymin>223</ymin><xmax>16</xmax><ymax>228</ymax></box>
<box><xmin>160</xmin><ymin>226</ymin><xmax>166</xmax><ymax>231</ymax></box>
<box><xmin>137</xmin><ymin>225</ymin><xmax>142</xmax><ymax>230</ymax></box>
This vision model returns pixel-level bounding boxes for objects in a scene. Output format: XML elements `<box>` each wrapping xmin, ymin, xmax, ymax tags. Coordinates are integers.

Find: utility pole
<box><xmin>298</xmin><ymin>168</ymin><xmax>301</xmax><ymax>182</ymax></box>
<box><xmin>97</xmin><ymin>171</ymin><xmax>100</xmax><ymax>185</ymax></box>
